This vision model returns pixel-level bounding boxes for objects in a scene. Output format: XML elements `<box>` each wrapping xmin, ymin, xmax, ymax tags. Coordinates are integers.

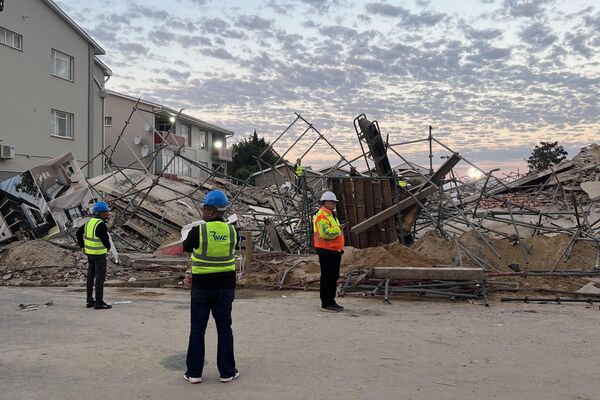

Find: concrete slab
<box><xmin>581</xmin><ymin>181</ymin><xmax>600</xmax><ymax>201</ymax></box>
<box><xmin>1</xmin><ymin>287</ymin><xmax>599</xmax><ymax>400</ymax></box>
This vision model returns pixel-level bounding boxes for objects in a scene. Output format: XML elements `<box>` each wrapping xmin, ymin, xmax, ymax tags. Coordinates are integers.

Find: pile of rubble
<box><xmin>0</xmin><ymin>241</ymin><xmax>128</xmax><ymax>287</ymax></box>
<box><xmin>88</xmin><ymin>169</ymin><xmax>300</xmax><ymax>253</ymax></box>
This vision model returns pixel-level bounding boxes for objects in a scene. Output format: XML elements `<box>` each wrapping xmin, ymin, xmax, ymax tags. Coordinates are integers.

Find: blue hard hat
<box><xmin>203</xmin><ymin>190</ymin><xmax>228</xmax><ymax>209</ymax></box>
<box><xmin>93</xmin><ymin>201</ymin><xmax>111</xmax><ymax>213</ymax></box>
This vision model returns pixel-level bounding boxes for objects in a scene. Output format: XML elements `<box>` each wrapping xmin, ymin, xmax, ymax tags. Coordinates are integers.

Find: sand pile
<box><xmin>238</xmin><ymin>243</ymin><xmax>442</xmax><ymax>287</ymax></box>
<box><xmin>413</xmin><ymin>231</ymin><xmax>598</xmax><ymax>271</ymax></box>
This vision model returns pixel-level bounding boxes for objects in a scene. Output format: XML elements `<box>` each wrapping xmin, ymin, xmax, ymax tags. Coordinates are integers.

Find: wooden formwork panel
<box><xmin>331</xmin><ymin>178</ymin><xmax>397</xmax><ymax>249</ymax></box>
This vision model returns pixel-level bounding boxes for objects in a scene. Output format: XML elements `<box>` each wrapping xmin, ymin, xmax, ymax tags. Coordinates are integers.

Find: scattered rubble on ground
<box><xmin>1</xmin><ymin>110</ymin><xmax>599</xmax><ymax>305</ymax></box>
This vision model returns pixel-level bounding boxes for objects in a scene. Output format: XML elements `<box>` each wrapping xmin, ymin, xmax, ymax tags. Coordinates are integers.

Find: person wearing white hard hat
<box><xmin>313</xmin><ymin>191</ymin><xmax>345</xmax><ymax>312</ymax></box>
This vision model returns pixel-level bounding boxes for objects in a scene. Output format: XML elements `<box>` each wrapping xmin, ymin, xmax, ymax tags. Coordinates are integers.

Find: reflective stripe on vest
<box><xmin>295</xmin><ymin>164</ymin><xmax>303</xmax><ymax>176</ymax></box>
<box><xmin>190</xmin><ymin>221</ymin><xmax>237</xmax><ymax>275</ymax></box>
<box><xmin>83</xmin><ymin>217</ymin><xmax>108</xmax><ymax>255</ymax></box>
<box><xmin>313</xmin><ymin>208</ymin><xmax>345</xmax><ymax>252</ymax></box>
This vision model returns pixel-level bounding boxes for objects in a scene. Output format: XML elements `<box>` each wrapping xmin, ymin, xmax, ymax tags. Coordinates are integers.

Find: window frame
<box><xmin>51</xmin><ymin>49</ymin><xmax>74</xmax><ymax>82</ymax></box>
<box><xmin>178</xmin><ymin>123</ymin><xmax>192</xmax><ymax>147</ymax></box>
<box><xmin>0</xmin><ymin>26</ymin><xmax>23</xmax><ymax>51</ymax></box>
<box><xmin>104</xmin><ymin>116</ymin><xmax>113</xmax><ymax>127</ymax></box>
<box><xmin>50</xmin><ymin>109</ymin><xmax>74</xmax><ymax>140</ymax></box>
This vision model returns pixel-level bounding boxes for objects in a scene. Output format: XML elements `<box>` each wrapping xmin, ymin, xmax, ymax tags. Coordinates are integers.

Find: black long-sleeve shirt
<box><xmin>183</xmin><ymin>218</ymin><xmax>239</xmax><ymax>289</ymax></box>
<box><xmin>76</xmin><ymin>218</ymin><xmax>111</xmax><ymax>251</ymax></box>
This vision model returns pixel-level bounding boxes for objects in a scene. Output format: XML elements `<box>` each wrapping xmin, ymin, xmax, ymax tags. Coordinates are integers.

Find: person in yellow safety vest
<box><xmin>294</xmin><ymin>158</ymin><xmax>303</xmax><ymax>177</ymax></box>
<box><xmin>313</xmin><ymin>191</ymin><xmax>345</xmax><ymax>312</ymax></box>
<box><xmin>183</xmin><ymin>190</ymin><xmax>240</xmax><ymax>384</ymax></box>
<box><xmin>76</xmin><ymin>201</ymin><xmax>112</xmax><ymax>310</ymax></box>
<box><xmin>398</xmin><ymin>178</ymin><xmax>408</xmax><ymax>188</ymax></box>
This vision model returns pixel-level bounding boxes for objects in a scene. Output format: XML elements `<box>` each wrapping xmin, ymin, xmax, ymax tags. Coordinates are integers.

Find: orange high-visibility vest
<box><xmin>313</xmin><ymin>207</ymin><xmax>344</xmax><ymax>252</ymax></box>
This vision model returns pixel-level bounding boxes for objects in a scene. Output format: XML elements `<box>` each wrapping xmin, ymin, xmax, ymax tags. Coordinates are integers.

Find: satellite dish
<box><xmin>133</xmin><ymin>135</ymin><xmax>142</xmax><ymax>145</ymax></box>
<box><xmin>141</xmin><ymin>144</ymin><xmax>149</xmax><ymax>157</ymax></box>
<box><xmin>144</xmin><ymin>123</ymin><xmax>151</xmax><ymax>132</ymax></box>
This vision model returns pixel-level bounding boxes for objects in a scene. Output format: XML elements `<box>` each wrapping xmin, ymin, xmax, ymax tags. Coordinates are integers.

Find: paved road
<box><xmin>1</xmin><ymin>286</ymin><xmax>598</xmax><ymax>400</ymax></box>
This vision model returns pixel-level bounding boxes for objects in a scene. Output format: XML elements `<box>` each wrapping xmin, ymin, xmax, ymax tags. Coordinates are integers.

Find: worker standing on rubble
<box><xmin>76</xmin><ymin>201</ymin><xmax>112</xmax><ymax>310</ymax></box>
<box><xmin>314</xmin><ymin>191</ymin><xmax>345</xmax><ymax>312</ymax></box>
<box><xmin>294</xmin><ymin>158</ymin><xmax>303</xmax><ymax>187</ymax></box>
<box><xmin>183</xmin><ymin>190</ymin><xmax>239</xmax><ymax>384</ymax></box>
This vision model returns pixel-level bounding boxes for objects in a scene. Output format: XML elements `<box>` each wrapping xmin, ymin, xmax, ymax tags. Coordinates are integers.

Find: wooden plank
<box><xmin>380</xmin><ymin>180</ymin><xmax>397</xmax><ymax>243</ymax></box>
<box><xmin>354</xmin><ymin>180</ymin><xmax>368</xmax><ymax>248</ymax></box>
<box><xmin>371</xmin><ymin>181</ymin><xmax>387</xmax><ymax>245</ymax></box>
<box><xmin>398</xmin><ymin>154</ymin><xmax>462</xmax><ymax>232</ymax></box>
<box><xmin>342</xmin><ymin>179</ymin><xmax>360</xmax><ymax>247</ymax></box>
<box><xmin>264</xmin><ymin>221</ymin><xmax>282</xmax><ymax>251</ymax></box>
<box><xmin>239</xmin><ymin>230</ymin><xmax>253</xmax><ymax>269</ymax></box>
<box><xmin>363</xmin><ymin>180</ymin><xmax>377</xmax><ymax>247</ymax></box>
<box><xmin>331</xmin><ymin>179</ymin><xmax>347</xmax><ymax>244</ymax></box>
<box><xmin>371</xmin><ymin>267</ymin><xmax>485</xmax><ymax>281</ymax></box>
<box><xmin>351</xmin><ymin>186</ymin><xmax>437</xmax><ymax>234</ymax></box>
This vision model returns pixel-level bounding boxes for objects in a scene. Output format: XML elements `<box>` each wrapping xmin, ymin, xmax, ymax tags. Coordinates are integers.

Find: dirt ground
<box><xmin>1</xmin><ymin>287</ymin><xmax>599</xmax><ymax>400</ymax></box>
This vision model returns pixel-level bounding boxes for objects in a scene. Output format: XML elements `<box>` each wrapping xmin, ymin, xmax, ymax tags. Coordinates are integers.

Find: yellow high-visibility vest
<box><xmin>83</xmin><ymin>217</ymin><xmax>108</xmax><ymax>255</ymax></box>
<box><xmin>295</xmin><ymin>163</ymin><xmax>303</xmax><ymax>177</ymax></box>
<box><xmin>190</xmin><ymin>221</ymin><xmax>237</xmax><ymax>274</ymax></box>
<box><xmin>313</xmin><ymin>207</ymin><xmax>344</xmax><ymax>252</ymax></box>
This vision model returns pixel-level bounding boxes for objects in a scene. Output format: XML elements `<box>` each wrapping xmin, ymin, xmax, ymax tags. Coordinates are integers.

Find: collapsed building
<box><xmin>1</xmin><ymin>107</ymin><xmax>599</xmax><ymax>305</ymax></box>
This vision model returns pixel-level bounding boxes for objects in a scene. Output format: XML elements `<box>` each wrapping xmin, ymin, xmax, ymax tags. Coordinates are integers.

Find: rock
<box><xmin>2</xmin><ymin>273</ymin><xmax>13</xmax><ymax>280</ymax></box>
<box><xmin>128</xmin><ymin>277</ymin><xmax>137</xmax><ymax>283</ymax></box>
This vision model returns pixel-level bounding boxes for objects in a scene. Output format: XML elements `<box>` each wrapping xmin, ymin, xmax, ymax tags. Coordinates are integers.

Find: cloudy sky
<box><xmin>57</xmin><ymin>0</ymin><xmax>600</xmax><ymax>174</ymax></box>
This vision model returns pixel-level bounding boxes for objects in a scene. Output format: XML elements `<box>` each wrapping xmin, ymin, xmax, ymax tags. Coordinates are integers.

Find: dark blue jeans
<box><xmin>186</xmin><ymin>288</ymin><xmax>236</xmax><ymax>378</ymax></box>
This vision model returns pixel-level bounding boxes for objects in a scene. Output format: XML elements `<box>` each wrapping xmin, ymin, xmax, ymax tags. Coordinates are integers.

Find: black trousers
<box><xmin>86</xmin><ymin>254</ymin><xmax>107</xmax><ymax>302</ymax></box>
<box><xmin>318</xmin><ymin>252</ymin><xmax>342</xmax><ymax>308</ymax></box>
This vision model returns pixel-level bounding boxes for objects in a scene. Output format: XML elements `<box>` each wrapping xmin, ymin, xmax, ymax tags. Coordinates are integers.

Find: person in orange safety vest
<box><xmin>313</xmin><ymin>191</ymin><xmax>345</xmax><ymax>312</ymax></box>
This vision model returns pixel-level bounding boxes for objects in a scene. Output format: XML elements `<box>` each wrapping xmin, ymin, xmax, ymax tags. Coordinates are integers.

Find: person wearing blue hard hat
<box><xmin>183</xmin><ymin>189</ymin><xmax>240</xmax><ymax>384</ymax></box>
<box><xmin>76</xmin><ymin>201</ymin><xmax>112</xmax><ymax>309</ymax></box>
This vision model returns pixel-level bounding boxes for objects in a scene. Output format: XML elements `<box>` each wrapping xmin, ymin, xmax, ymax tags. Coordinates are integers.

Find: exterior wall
<box><xmin>179</xmin><ymin>125</ymin><xmax>213</xmax><ymax>178</ymax></box>
<box><xmin>104</xmin><ymin>94</ymin><xmax>155</xmax><ymax>171</ymax></box>
<box><xmin>0</xmin><ymin>0</ymin><xmax>105</xmax><ymax>179</ymax></box>
<box><xmin>105</xmin><ymin>93</ymin><xmax>233</xmax><ymax>178</ymax></box>
<box><xmin>91</xmin><ymin>61</ymin><xmax>107</xmax><ymax>176</ymax></box>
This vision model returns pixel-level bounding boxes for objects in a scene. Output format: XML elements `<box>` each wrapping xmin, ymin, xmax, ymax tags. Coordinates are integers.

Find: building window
<box><xmin>156</xmin><ymin>117</ymin><xmax>172</xmax><ymax>132</ymax></box>
<box><xmin>51</xmin><ymin>109</ymin><xmax>74</xmax><ymax>139</ymax></box>
<box><xmin>0</xmin><ymin>26</ymin><xmax>23</xmax><ymax>51</ymax></box>
<box><xmin>178</xmin><ymin>123</ymin><xmax>191</xmax><ymax>146</ymax></box>
<box><xmin>65</xmin><ymin>206</ymin><xmax>83</xmax><ymax>222</ymax></box>
<box><xmin>51</xmin><ymin>49</ymin><xmax>73</xmax><ymax>81</ymax></box>
<box><xmin>104</xmin><ymin>116</ymin><xmax>113</xmax><ymax>126</ymax></box>
<box><xmin>199</xmin><ymin>130</ymin><xmax>207</xmax><ymax>149</ymax></box>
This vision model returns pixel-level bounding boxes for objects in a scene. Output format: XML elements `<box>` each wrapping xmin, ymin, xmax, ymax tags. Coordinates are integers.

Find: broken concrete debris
<box><xmin>1</xmin><ymin>111</ymin><xmax>599</xmax><ymax>304</ymax></box>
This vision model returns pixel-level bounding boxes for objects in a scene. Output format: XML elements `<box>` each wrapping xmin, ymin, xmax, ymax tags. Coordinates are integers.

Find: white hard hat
<box><xmin>320</xmin><ymin>191</ymin><xmax>338</xmax><ymax>202</ymax></box>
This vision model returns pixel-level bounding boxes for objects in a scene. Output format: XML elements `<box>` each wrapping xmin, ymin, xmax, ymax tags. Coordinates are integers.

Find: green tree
<box><xmin>526</xmin><ymin>141</ymin><xmax>568</xmax><ymax>173</ymax></box>
<box><xmin>229</xmin><ymin>131</ymin><xmax>279</xmax><ymax>182</ymax></box>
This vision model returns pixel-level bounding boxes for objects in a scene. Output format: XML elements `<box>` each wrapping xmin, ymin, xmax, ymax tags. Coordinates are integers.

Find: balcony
<box><xmin>212</xmin><ymin>148</ymin><xmax>233</xmax><ymax>162</ymax></box>
<box><xmin>154</xmin><ymin>131</ymin><xmax>186</xmax><ymax>148</ymax></box>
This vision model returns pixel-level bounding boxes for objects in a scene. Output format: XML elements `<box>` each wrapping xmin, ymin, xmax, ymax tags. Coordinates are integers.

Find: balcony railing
<box><xmin>212</xmin><ymin>148</ymin><xmax>232</xmax><ymax>162</ymax></box>
<box><xmin>154</xmin><ymin>131</ymin><xmax>186</xmax><ymax>148</ymax></box>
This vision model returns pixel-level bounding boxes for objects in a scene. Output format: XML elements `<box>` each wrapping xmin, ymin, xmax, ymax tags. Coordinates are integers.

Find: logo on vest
<box><xmin>210</xmin><ymin>231</ymin><xmax>228</xmax><ymax>241</ymax></box>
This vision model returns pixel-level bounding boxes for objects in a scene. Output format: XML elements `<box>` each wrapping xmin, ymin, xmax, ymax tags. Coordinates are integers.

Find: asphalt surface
<box><xmin>1</xmin><ymin>286</ymin><xmax>599</xmax><ymax>400</ymax></box>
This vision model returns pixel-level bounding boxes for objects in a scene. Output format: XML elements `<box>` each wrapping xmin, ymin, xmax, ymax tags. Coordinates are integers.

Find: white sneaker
<box><xmin>220</xmin><ymin>369</ymin><xmax>239</xmax><ymax>383</ymax></box>
<box><xmin>184</xmin><ymin>372</ymin><xmax>202</xmax><ymax>384</ymax></box>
